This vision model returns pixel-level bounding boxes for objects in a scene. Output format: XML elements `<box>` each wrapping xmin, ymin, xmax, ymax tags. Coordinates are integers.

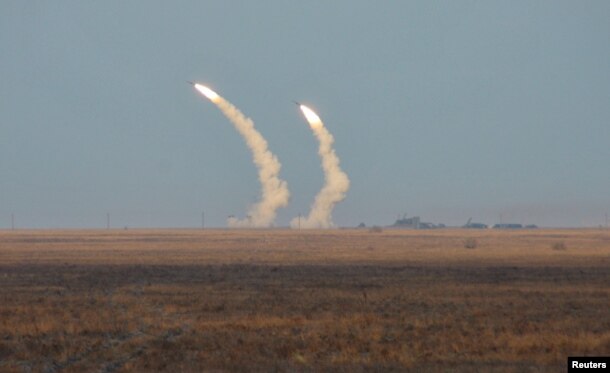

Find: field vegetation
<box><xmin>0</xmin><ymin>228</ymin><xmax>609</xmax><ymax>372</ymax></box>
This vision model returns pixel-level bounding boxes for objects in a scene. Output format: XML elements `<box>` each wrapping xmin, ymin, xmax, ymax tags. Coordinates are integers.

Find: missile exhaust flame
<box><xmin>194</xmin><ymin>84</ymin><xmax>220</xmax><ymax>102</ymax></box>
<box><xmin>291</xmin><ymin>104</ymin><xmax>350</xmax><ymax>229</ymax></box>
<box><xmin>192</xmin><ymin>83</ymin><xmax>289</xmax><ymax>228</ymax></box>
<box><xmin>299</xmin><ymin>104</ymin><xmax>322</xmax><ymax>127</ymax></box>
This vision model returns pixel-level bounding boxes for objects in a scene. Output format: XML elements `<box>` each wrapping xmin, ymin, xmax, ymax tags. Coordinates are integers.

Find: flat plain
<box><xmin>0</xmin><ymin>228</ymin><xmax>609</xmax><ymax>372</ymax></box>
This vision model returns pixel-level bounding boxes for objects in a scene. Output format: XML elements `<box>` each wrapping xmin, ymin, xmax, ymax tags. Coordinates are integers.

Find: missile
<box><xmin>298</xmin><ymin>104</ymin><xmax>323</xmax><ymax>125</ymax></box>
<box><xmin>293</xmin><ymin>101</ymin><xmax>301</xmax><ymax>107</ymax></box>
<box><xmin>187</xmin><ymin>81</ymin><xmax>195</xmax><ymax>86</ymax></box>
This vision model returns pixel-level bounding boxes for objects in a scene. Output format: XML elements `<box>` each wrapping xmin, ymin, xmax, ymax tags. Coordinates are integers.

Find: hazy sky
<box><xmin>1</xmin><ymin>1</ymin><xmax>609</xmax><ymax>228</ymax></box>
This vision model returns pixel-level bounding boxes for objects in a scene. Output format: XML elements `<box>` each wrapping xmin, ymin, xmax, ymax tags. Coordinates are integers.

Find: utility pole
<box><xmin>11</xmin><ymin>213</ymin><xmax>14</xmax><ymax>230</ymax></box>
<box><xmin>106</xmin><ymin>213</ymin><xmax>110</xmax><ymax>230</ymax></box>
<box><xmin>201</xmin><ymin>211</ymin><xmax>205</xmax><ymax>230</ymax></box>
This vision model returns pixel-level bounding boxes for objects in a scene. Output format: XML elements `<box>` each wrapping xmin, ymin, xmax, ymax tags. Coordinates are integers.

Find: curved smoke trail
<box><xmin>291</xmin><ymin>104</ymin><xmax>350</xmax><ymax>228</ymax></box>
<box><xmin>192</xmin><ymin>84</ymin><xmax>289</xmax><ymax>228</ymax></box>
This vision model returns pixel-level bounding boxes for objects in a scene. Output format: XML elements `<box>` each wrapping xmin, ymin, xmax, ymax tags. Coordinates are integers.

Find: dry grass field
<box><xmin>0</xmin><ymin>228</ymin><xmax>608</xmax><ymax>372</ymax></box>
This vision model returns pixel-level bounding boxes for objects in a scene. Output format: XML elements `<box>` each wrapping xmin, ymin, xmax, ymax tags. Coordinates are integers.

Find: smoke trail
<box><xmin>193</xmin><ymin>84</ymin><xmax>289</xmax><ymax>228</ymax></box>
<box><xmin>291</xmin><ymin>105</ymin><xmax>350</xmax><ymax>228</ymax></box>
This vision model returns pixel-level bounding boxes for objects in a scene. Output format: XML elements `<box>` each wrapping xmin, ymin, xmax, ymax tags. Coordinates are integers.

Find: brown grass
<box><xmin>0</xmin><ymin>228</ymin><xmax>609</xmax><ymax>372</ymax></box>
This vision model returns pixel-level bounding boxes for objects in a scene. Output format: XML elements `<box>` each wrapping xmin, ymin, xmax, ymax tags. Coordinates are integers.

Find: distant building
<box><xmin>421</xmin><ymin>222</ymin><xmax>445</xmax><ymax>229</ymax></box>
<box><xmin>465</xmin><ymin>223</ymin><xmax>488</xmax><ymax>229</ymax></box>
<box><xmin>393</xmin><ymin>215</ymin><xmax>420</xmax><ymax>229</ymax></box>
<box><xmin>392</xmin><ymin>214</ymin><xmax>443</xmax><ymax>229</ymax></box>
<box><xmin>463</xmin><ymin>218</ymin><xmax>488</xmax><ymax>229</ymax></box>
<box><xmin>492</xmin><ymin>223</ymin><xmax>523</xmax><ymax>229</ymax></box>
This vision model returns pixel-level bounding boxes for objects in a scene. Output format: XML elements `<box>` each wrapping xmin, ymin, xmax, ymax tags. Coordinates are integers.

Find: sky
<box><xmin>1</xmin><ymin>1</ymin><xmax>609</xmax><ymax>228</ymax></box>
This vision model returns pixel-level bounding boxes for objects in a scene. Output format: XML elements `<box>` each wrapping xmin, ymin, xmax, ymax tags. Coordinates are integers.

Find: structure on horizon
<box><xmin>391</xmin><ymin>214</ymin><xmax>444</xmax><ymax>229</ymax></box>
<box><xmin>463</xmin><ymin>218</ymin><xmax>487</xmax><ymax>229</ymax></box>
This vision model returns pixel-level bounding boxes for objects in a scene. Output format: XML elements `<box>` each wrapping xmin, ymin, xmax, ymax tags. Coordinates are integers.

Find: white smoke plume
<box><xmin>193</xmin><ymin>84</ymin><xmax>289</xmax><ymax>228</ymax></box>
<box><xmin>291</xmin><ymin>105</ymin><xmax>350</xmax><ymax>229</ymax></box>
